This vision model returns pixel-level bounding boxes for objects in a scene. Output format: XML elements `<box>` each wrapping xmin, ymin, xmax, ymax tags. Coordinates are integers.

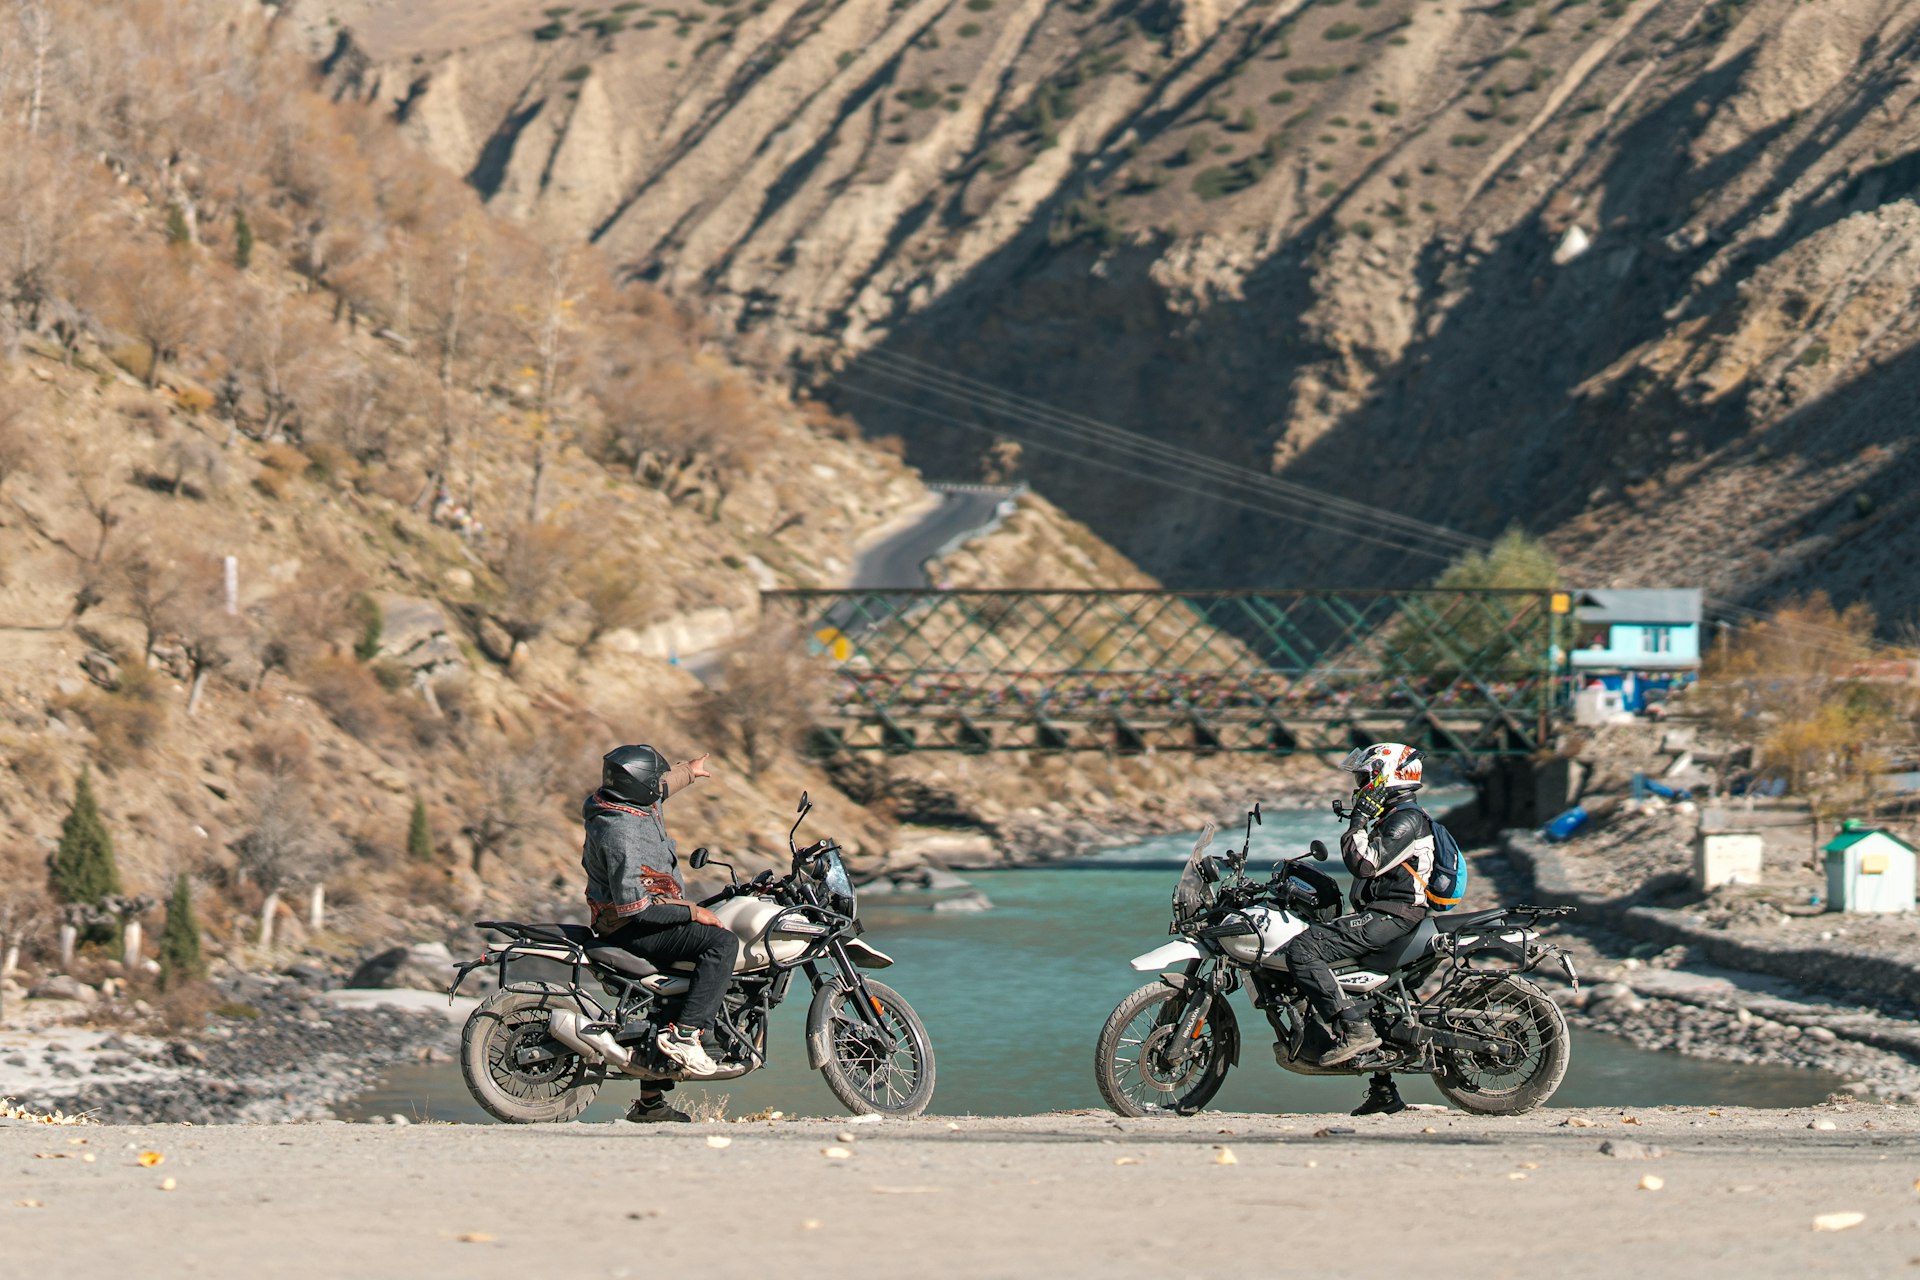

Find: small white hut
<box><xmin>1823</xmin><ymin>821</ymin><xmax>1917</xmax><ymax>914</ymax></box>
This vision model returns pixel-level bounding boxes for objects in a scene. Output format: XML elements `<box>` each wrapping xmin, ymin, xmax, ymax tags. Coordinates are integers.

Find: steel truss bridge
<box><xmin>765</xmin><ymin>589</ymin><xmax>1571</xmax><ymax>766</ymax></box>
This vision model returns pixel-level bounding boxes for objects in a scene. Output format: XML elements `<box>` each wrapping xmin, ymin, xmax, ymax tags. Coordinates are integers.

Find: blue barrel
<box><xmin>1543</xmin><ymin>805</ymin><xmax>1590</xmax><ymax>842</ymax></box>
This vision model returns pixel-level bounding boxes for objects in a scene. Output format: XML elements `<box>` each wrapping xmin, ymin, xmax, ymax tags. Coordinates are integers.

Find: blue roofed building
<box><xmin>1569</xmin><ymin>588</ymin><xmax>1704</xmax><ymax>713</ymax></box>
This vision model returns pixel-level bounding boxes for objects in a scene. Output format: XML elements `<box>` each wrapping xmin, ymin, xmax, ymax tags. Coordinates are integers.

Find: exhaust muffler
<box><xmin>546</xmin><ymin>1007</ymin><xmax>634</xmax><ymax>1071</ymax></box>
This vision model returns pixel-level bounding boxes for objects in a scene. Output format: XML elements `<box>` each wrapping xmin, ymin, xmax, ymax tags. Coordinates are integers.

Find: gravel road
<box><xmin>6</xmin><ymin>1106</ymin><xmax>1916</xmax><ymax>1278</ymax></box>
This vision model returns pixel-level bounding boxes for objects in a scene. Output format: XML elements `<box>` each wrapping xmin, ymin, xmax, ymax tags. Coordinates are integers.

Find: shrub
<box><xmin>1450</xmin><ymin>132</ymin><xmax>1489</xmax><ymax>147</ymax></box>
<box><xmin>895</xmin><ymin>86</ymin><xmax>941</xmax><ymax>110</ymax></box>
<box><xmin>1267</xmin><ymin>90</ymin><xmax>1295</xmax><ymax>105</ymax></box>
<box><xmin>1372</xmin><ymin>100</ymin><xmax>1399</xmax><ymax>116</ymax></box>
<box><xmin>305</xmin><ymin>656</ymin><xmax>395</xmax><ymax>741</ymax></box>
<box><xmin>1323</xmin><ymin>21</ymin><xmax>1362</xmax><ymax>39</ymax></box>
<box><xmin>965</xmin><ymin>0</ymin><xmax>993</xmax><ymax>8</ymax></box>
<box><xmin>562</xmin><ymin>64</ymin><xmax>592</xmax><ymax>81</ymax></box>
<box><xmin>63</xmin><ymin>666</ymin><xmax>170</xmax><ymax>768</ymax></box>
<box><xmin>533</xmin><ymin>20</ymin><xmax>567</xmax><ymax>38</ymax></box>
<box><xmin>1285</xmin><ymin>65</ymin><xmax>1340</xmax><ymax>83</ymax></box>
<box><xmin>407</xmin><ymin>796</ymin><xmax>435</xmax><ymax>863</ymax></box>
<box><xmin>351</xmin><ymin>594</ymin><xmax>383</xmax><ymax>662</ymax></box>
<box><xmin>958</xmin><ymin>21</ymin><xmax>981</xmax><ymax>35</ymax></box>
<box><xmin>1799</xmin><ymin>342</ymin><xmax>1830</xmax><ymax>367</ymax></box>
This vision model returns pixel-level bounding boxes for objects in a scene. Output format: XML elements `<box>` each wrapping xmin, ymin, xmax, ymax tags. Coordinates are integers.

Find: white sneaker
<box><xmin>656</xmin><ymin>1024</ymin><xmax>720</xmax><ymax>1077</ymax></box>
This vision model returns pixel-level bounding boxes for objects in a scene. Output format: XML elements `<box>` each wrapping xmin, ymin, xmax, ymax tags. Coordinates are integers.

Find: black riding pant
<box><xmin>1281</xmin><ymin>910</ymin><xmax>1418</xmax><ymax>1023</ymax></box>
<box><xmin>601</xmin><ymin>918</ymin><xmax>739</xmax><ymax>1031</ymax></box>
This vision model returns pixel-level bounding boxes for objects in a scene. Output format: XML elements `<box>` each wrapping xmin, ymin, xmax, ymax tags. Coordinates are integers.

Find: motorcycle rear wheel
<box><xmin>809</xmin><ymin>979</ymin><xmax>937</xmax><ymax>1117</ymax></box>
<box><xmin>1095</xmin><ymin>982</ymin><xmax>1237</xmax><ymax>1118</ymax></box>
<box><xmin>461</xmin><ymin>983</ymin><xmax>606</xmax><ymax>1124</ymax></box>
<box><xmin>1429</xmin><ymin>975</ymin><xmax>1569</xmax><ymax>1115</ymax></box>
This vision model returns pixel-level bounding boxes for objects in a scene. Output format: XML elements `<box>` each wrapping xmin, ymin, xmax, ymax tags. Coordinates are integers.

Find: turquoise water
<box><xmin>341</xmin><ymin>807</ymin><xmax>1849</xmax><ymax>1121</ymax></box>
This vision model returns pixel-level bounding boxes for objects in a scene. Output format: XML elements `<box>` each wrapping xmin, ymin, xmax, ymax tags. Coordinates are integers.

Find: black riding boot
<box><xmin>1318</xmin><ymin>1010</ymin><xmax>1383</xmax><ymax>1067</ymax></box>
<box><xmin>1352</xmin><ymin>1073</ymin><xmax>1406</xmax><ymax>1116</ymax></box>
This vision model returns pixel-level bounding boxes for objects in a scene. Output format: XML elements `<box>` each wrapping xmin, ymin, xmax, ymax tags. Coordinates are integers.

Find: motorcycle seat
<box><xmin>585</xmin><ymin>948</ymin><xmax>661</xmax><ymax>978</ymax></box>
<box><xmin>528</xmin><ymin>923</ymin><xmax>664</xmax><ymax>978</ymax></box>
<box><xmin>1433</xmin><ymin>908</ymin><xmax>1508</xmax><ymax>933</ymax></box>
<box><xmin>1356</xmin><ymin>918</ymin><xmax>1437</xmax><ymax>972</ymax></box>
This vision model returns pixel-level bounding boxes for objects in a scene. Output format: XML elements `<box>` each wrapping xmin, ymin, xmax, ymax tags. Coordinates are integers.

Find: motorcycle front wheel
<box><xmin>1430</xmin><ymin>975</ymin><xmax>1570</xmax><ymax>1115</ymax></box>
<box><xmin>1095</xmin><ymin>981</ymin><xmax>1238</xmax><ymax>1117</ymax></box>
<box><xmin>460</xmin><ymin>983</ymin><xmax>606</xmax><ymax>1124</ymax></box>
<box><xmin>808</xmin><ymin>979</ymin><xmax>936</xmax><ymax>1117</ymax></box>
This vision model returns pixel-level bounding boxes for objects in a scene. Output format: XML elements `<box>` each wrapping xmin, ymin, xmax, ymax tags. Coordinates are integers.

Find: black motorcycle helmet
<box><xmin>600</xmin><ymin>744</ymin><xmax>670</xmax><ymax>807</ymax></box>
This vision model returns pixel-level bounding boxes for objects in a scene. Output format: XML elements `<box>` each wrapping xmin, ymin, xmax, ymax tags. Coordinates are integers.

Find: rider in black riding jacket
<box><xmin>1278</xmin><ymin>743</ymin><xmax>1434</xmax><ymax>1111</ymax></box>
<box><xmin>581</xmin><ymin>743</ymin><xmax>735</xmax><ymax>1122</ymax></box>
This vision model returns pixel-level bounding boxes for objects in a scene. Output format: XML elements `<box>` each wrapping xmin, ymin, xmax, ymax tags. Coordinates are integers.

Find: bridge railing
<box><xmin>763</xmin><ymin>588</ymin><xmax>1569</xmax><ymax>760</ymax></box>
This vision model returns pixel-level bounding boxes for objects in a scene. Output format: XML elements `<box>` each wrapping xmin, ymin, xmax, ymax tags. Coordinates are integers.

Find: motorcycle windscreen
<box><xmin>1172</xmin><ymin>821</ymin><xmax>1218</xmax><ymax>920</ymax></box>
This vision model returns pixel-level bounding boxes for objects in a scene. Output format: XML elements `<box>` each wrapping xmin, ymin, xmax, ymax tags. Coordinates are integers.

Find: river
<box><xmin>340</xmin><ymin>805</ymin><xmax>1848</xmax><ymax>1121</ymax></box>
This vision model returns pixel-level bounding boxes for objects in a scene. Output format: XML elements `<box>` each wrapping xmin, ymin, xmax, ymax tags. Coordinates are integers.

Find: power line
<box><xmin>854</xmin><ymin>349</ymin><xmax>1491</xmax><ymax>555</ymax></box>
<box><xmin>834</xmin><ymin>380</ymin><xmax>1465</xmax><ymax>563</ymax></box>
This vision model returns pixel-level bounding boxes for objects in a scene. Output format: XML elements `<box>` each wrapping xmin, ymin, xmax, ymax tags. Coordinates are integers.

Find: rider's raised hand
<box><xmin>687</xmin><ymin>753</ymin><xmax>713</xmax><ymax>779</ymax></box>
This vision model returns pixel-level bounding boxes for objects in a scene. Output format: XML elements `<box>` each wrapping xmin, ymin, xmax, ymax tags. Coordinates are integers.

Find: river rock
<box><xmin>348</xmin><ymin>942</ymin><xmax>456</xmax><ymax>991</ymax></box>
<box><xmin>923</xmin><ymin>869</ymin><xmax>975</xmax><ymax>892</ymax></box>
<box><xmin>29</xmin><ymin>975</ymin><xmax>98</xmax><ymax>1004</ymax></box>
<box><xmin>1803</xmin><ymin>1026</ymin><xmax>1839</xmax><ymax>1044</ymax></box>
<box><xmin>932</xmin><ymin>892</ymin><xmax>994</xmax><ymax>913</ymax></box>
<box><xmin>1587</xmin><ymin>983</ymin><xmax>1635</xmax><ymax>1003</ymax></box>
<box><xmin>1599</xmin><ymin>1139</ymin><xmax>1662</xmax><ymax>1160</ymax></box>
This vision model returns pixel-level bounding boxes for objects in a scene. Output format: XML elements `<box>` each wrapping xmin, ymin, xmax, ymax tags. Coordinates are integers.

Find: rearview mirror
<box><xmin>797</xmin><ymin>791</ymin><xmax>809</xmax><ymax>813</ymax></box>
<box><xmin>1252</xmin><ymin>802</ymin><xmax>1262</xmax><ymax>826</ymax></box>
<box><xmin>688</xmin><ymin>847</ymin><xmax>710</xmax><ymax>869</ymax></box>
<box><xmin>1309</xmin><ymin>839</ymin><xmax>1330</xmax><ymax>862</ymax></box>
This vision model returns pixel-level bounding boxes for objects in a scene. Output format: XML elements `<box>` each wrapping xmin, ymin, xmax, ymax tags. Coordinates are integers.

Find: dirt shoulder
<box><xmin>4</xmin><ymin>1107</ymin><xmax>1914</xmax><ymax>1278</ymax></box>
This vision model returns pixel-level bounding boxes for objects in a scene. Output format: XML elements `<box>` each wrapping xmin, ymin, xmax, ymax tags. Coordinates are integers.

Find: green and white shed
<box><xmin>1823</xmin><ymin>822</ymin><xmax>1917</xmax><ymax>914</ymax></box>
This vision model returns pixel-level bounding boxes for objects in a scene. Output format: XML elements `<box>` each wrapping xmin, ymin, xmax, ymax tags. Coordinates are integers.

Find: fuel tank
<box><xmin>711</xmin><ymin>896</ymin><xmax>815</xmax><ymax>972</ymax></box>
<box><xmin>1216</xmin><ymin>906</ymin><xmax>1309</xmax><ymax>969</ymax></box>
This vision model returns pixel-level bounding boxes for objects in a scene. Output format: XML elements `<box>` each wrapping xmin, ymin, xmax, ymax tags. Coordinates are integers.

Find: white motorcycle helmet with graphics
<box><xmin>1339</xmin><ymin>742</ymin><xmax>1424</xmax><ymax>815</ymax></box>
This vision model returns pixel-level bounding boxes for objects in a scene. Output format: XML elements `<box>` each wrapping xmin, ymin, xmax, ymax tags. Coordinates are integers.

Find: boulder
<box><xmin>932</xmin><ymin>892</ymin><xmax>994</xmax><ymax>913</ymax></box>
<box><xmin>374</xmin><ymin>594</ymin><xmax>463</xmax><ymax>674</ymax></box>
<box><xmin>28</xmin><ymin>975</ymin><xmax>98</xmax><ymax>1004</ymax></box>
<box><xmin>476</xmin><ymin>616</ymin><xmax>516</xmax><ymax>664</ymax></box>
<box><xmin>347</xmin><ymin>941</ymin><xmax>457</xmax><ymax>991</ymax></box>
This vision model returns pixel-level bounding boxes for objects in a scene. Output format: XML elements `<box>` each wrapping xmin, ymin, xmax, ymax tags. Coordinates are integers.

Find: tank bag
<box><xmin>1393</xmin><ymin>805</ymin><xmax>1467</xmax><ymax>911</ymax></box>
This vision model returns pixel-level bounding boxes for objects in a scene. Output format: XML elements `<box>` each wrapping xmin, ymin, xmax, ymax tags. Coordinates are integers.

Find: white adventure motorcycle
<box><xmin>1094</xmin><ymin>804</ymin><xmax>1577</xmax><ymax>1116</ymax></box>
<box><xmin>450</xmin><ymin>792</ymin><xmax>935</xmax><ymax>1120</ymax></box>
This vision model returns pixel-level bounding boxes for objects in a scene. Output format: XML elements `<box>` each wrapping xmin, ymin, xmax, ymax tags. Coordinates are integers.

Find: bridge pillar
<box><xmin>1475</xmin><ymin>758</ymin><xmax>1550</xmax><ymax>833</ymax></box>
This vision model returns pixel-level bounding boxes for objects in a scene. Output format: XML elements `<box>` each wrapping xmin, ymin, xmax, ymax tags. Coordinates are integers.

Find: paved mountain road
<box><xmin>851</xmin><ymin>484</ymin><xmax>1018</xmax><ymax>589</ymax></box>
<box><xmin>6</xmin><ymin>1107</ymin><xmax>1915</xmax><ymax>1278</ymax></box>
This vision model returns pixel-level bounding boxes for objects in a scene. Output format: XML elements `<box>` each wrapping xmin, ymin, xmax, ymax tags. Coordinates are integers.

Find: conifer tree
<box><xmin>50</xmin><ymin>769</ymin><xmax>121</xmax><ymax>907</ymax></box>
<box><xmin>406</xmin><ymin>795</ymin><xmax>434</xmax><ymax>863</ymax></box>
<box><xmin>233</xmin><ymin>207</ymin><xmax>253</xmax><ymax>270</ymax></box>
<box><xmin>158</xmin><ymin>873</ymin><xmax>206</xmax><ymax>990</ymax></box>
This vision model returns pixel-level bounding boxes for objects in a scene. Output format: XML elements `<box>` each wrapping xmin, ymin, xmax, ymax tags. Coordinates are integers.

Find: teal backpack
<box><xmin>1394</xmin><ymin>805</ymin><xmax>1467</xmax><ymax>912</ymax></box>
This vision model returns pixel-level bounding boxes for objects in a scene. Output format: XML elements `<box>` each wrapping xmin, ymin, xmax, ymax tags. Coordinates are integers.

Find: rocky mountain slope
<box><xmin>315</xmin><ymin>0</ymin><xmax>1920</xmax><ymax>624</ymax></box>
<box><xmin>0</xmin><ymin>0</ymin><xmax>1226</xmax><ymax>975</ymax></box>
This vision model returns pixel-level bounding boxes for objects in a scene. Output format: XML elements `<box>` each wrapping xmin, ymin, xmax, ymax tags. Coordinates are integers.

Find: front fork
<box><xmin>806</xmin><ymin>943</ymin><xmax>900</xmax><ymax>1050</ymax></box>
<box><xmin>1164</xmin><ymin>960</ymin><xmax>1217</xmax><ymax>1065</ymax></box>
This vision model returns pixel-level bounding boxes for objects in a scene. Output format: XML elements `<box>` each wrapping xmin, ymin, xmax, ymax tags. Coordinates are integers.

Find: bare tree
<box><xmin>116</xmin><ymin>547</ymin><xmax>187</xmax><ymax>663</ymax></box>
<box><xmin>155</xmin><ymin>554</ymin><xmax>246</xmax><ymax>715</ymax></box>
<box><xmin>0</xmin><ymin>882</ymin><xmax>52</xmax><ymax>1019</ymax></box>
<box><xmin>0</xmin><ymin>378</ymin><xmax>36</xmax><ymax>502</ymax></box>
<box><xmin>95</xmin><ymin>243</ymin><xmax>205</xmax><ymax>389</ymax></box>
<box><xmin>697</xmin><ymin>623</ymin><xmax>828</xmax><ymax>780</ymax></box>
<box><xmin>66</xmin><ymin>434</ymin><xmax>124</xmax><ymax>567</ymax></box>
<box><xmin>492</xmin><ymin>521</ymin><xmax>575</xmax><ymax>650</ymax></box>
<box><xmin>459</xmin><ymin>730</ymin><xmax>571</xmax><ymax>878</ymax></box>
<box><xmin>231</xmin><ymin>775</ymin><xmax>338</xmax><ymax>952</ymax></box>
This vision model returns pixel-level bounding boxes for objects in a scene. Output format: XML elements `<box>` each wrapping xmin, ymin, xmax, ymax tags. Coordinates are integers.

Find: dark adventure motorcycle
<box><xmin>1095</xmin><ymin>803</ymin><xmax>1578</xmax><ymax>1116</ymax></box>
<box><xmin>450</xmin><ymin>792</ymin><xmax>936</xmax><ymax>1121</ymax></box>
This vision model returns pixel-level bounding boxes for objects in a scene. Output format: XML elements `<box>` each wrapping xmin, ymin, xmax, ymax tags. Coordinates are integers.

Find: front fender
<box><xmin>1130</xmin><ymin>940</ymin><xmax>1205</xmax><ymax>972</ymax></box>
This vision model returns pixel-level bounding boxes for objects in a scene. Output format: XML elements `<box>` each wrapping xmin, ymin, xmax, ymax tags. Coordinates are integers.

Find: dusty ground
<box><xmin>5</xmin><ymin>1107</ymin><xmax>1918</xmax><ymax>1278</ymax></box>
